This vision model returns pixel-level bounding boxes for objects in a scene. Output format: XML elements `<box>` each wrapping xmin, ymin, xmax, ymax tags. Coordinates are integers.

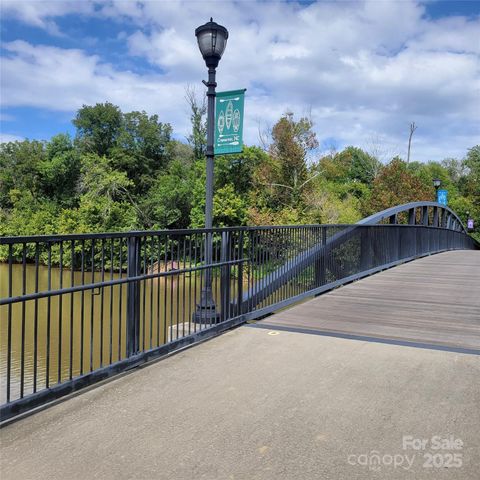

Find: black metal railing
<box><xmin>0</xmin><ymin>221</ymin><xmax>477</xmax><ymax>420</ymax></box>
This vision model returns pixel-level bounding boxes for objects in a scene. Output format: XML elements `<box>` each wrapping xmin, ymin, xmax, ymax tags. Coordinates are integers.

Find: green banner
<box><xmin>214</xmin><ymin>89</ymin><xmax>246</xmax><ymax>155</ymax></box>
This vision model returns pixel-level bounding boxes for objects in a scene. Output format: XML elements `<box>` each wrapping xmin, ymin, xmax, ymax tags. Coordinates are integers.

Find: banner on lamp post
<box><xmin>437</xmin><ymin>189</ymin><xmax>448</xmax><ymax>206</ymax></box>
<box><xmin>214</xmin><ymin>89</ymin><xmax>246</xmax><ymax>155</ymax></box>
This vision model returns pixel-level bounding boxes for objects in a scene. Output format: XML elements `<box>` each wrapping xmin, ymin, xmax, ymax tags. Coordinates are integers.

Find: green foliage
<box><xmin>111</xmin><ymin>110</ymin><xmax>172</xmax><ymax>195</ymax></box>
<box><xmin>39</xmin><ymin>134</ymin><xmax>80</xmax><ymax>207</ymax></box>
<box><xmin>215</xmin><ymin>146</ymin><xmax>269</xmax><ymax>195</ymax></box>
<box><xmin>186</xmin><ymin>88</ymin><xmax>207</xmax><ymax>161</ymax></box>
<box><xmin>266</xmin><ymin>112</ymin><xmax>319</xmax><ymax>208</ymax></box>
<box><xmin>213</xmin><ymin>184</ymin><xmax>248</xmax><ymax>227</ymax></box>
<box><xmin>0</xmin><ymin>102</ymin><xmax>477</xmax><ymax>249</ymax></box>
<box><xmin>321</xmin><ymin>147</ymin><xmax>380</xmax><ymax>185</ymax></box>
<box><xmin>140</xmin><ymin>160</ymin><xmax>195</xmax><ymax>230</ymax></box>
<box><xmin>366</xmin><ymin>157</ymin><xmax>432</xmax><ymax>216</ymax></box>
<box><xmin>303</xmin><ymin>180</ymin><xmax>363</xmax><ymax>225</ymax></box>
<box><xmin>73</xmin><ymin>102</ymin><xmax>123</xmax><ymax>156</ymax></box>
<box><xmin>0</xmin><ymin>139</ymin><xmax>46</xmax><ymax>208</ymax></box>
<box><xmin>189</xmin><ymin>161</ymin><xmax>248</xmax><ymax>228</ymax></box>
<box><xmin>0</xmin><ymin>191</ymin><xmax>59</xmax><ymax>237</ymax></box>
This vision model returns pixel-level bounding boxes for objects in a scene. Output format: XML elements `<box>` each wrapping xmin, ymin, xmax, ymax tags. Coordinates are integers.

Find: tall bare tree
<box><xmin>185</xmin><ymin>86</ymin><xmax>207</xmax><ymax>161</ymax></box>
<box><xmin>407</xmin><ymin>121</ymin><xmax>417</xmax><ymax>163</ymax></box>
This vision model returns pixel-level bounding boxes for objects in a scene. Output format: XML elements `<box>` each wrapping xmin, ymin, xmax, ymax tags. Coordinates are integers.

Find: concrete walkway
<box><xmin>1</xmin><ymin>251</ymin><xmax>479</xmax><ymax>479</ymax></box>
<box><xmin>1</xmin><ymin>329</ymin><xmax>479</xmax><ymax>479</ymax></box>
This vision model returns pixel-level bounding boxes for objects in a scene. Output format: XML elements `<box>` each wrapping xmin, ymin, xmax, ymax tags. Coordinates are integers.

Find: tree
<box><xmin>462</xmin><ymin>146</ymin><xmax>480</xmax><ymax>200</ymax></box>
<box><xmin>74</xmin><ymin>153</ymin><xmax>137</xmax><ymax>232</ymax></box>
<box><xmin>215</xmin><ymin>146</ymin><xmax>269</xmax><ymax>195</ymax></box>
<box><xmin>367</xmin><ymin>157</ymin><xmax>431</xmax><ymax>215</ymax></box>
<box><xmin>408</xmin><ymin>161</ymin><xmax>458</xmax><ymax>199</ymax></box>
<box><xmin>441</xmin><ymin>157</ymin><xmax>466</xmax><ymax>184</ymax></box>
<box><xmin>460</xmin><ymin>146</ymin><xmax>480</xmax><ymax>241</ymax></box>
<box><xmin>320</xmin><ymin>147</ymin><xmax>380</xmax><ymax>185</ymax></box>
<box><xmin>265</xmin><ymin>112</ymin><xmax>319</xmax><ymax>208</ymax></box>
<box><xmin>1</xmin><ymin>103</ymin><xmax>478</xmax><ymax>240</ymax></box>
<box><xmin>185</xmin><ymin>87</ymin><xmax>207</xmax><ymax>161</ymax></box>
<box><xmin>39</xmin><ymin>134</ymin><xmax>80</xmax><ymax>207</ymax></box>
<box><xmin>140</xmin><ymin>160</ymin><xmax>194</xmax><ymax>230</ymax></box>
<box><xmin>0</xmin><ymin>139</ymin><xmax>45</xmax><ymax>208</ymax></box>
<box><xmin>407</xmin><ymin>121</ymin><xmax>417</xmax><ymax>163</ymax></box>
<box><xmin>111</xmin><ymin>110</ymin><xmax>172</xmax><ymax>194</ymax></box>
<box><xmin>73</xmin><ymin>102</ymin><xmax>123</xmax><ymax>156</ymax></box>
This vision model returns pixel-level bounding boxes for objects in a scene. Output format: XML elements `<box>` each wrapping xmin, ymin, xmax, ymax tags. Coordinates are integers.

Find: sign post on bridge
<box><xmin>437</xmin><ymin>189</ymin><xmax>448</xmax><ymax>206</ymax></box>
<box><xmin>214</xmin><ymin>89</ymin><xmax>246</xmax><ymax>155</ymax></box>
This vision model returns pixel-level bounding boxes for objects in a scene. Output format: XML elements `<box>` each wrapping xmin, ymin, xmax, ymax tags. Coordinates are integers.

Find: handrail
<box><xmin>358</xmin><ymin>201</ymin><xmax>467</xmax><ymax>233</ymax></box>
<box><xmin>240</xmin><ymin>202</ymin><xmax>472</xmax><ymax>308</ymax></box>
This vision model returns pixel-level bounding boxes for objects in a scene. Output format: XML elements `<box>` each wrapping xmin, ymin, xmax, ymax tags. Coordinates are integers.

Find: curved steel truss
<box><xmin>358</xmin><ymin>201</ymin><xmax>467</xmax><ymax>233</ymax></box>
<box><xmin>240</xmin><ymin>202</ymin><xmax>473</xmax><ymax>309</ymax></box>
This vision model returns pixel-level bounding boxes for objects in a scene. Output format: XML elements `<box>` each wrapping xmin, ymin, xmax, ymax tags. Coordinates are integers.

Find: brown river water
<box><xmin>0</xmin><ymin>262</ymin><xmax>234</xmax><ymax>404</ymax></box>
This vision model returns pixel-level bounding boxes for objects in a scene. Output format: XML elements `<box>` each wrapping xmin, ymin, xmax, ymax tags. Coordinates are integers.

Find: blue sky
<box><xmin>1</xmin><ymin>0</ymin><xmax>479</xmax><ymax>162</ymax></box>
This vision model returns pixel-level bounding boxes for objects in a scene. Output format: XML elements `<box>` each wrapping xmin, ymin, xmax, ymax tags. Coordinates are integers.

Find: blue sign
<box><xmin>467</xmin><ymin>219</ymin><xmax>474</xmax><ymax>230</ymax></box>
<box><xmin>437</xmin><ymin>189</ymin><xmax>448</xmax><ymax>206</ymax></box>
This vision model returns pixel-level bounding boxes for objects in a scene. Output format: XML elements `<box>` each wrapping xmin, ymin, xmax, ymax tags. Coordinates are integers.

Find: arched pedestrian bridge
<box><xmin>1</xmin><ymin>201</ymin><xmax>479</xmax><ymax>478</ymax></box>
<box><xmin>0</xmin><ymin>201</ymin><xmax>478</xmax><ymax>421</ymax></box>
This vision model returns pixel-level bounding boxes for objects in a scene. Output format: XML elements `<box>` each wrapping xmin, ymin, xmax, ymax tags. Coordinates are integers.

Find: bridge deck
<box><xmin>1</xmin><ymin>251</ymin><xmax>479</xmax><ymax>479</ymax></box>
<box><xmin>256</xmin><ymin>250</ymin><xmax>480</xmax><ymax>352</ymax></box>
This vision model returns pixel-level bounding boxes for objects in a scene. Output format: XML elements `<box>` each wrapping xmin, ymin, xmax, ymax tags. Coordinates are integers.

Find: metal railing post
<box><xmin>314</xmin><ymin>227</ymin><xmax>327</xmax><ymax>286</ymax></box>
<box><xmin>127</xmin><ymin>236</ymin><xmax>141</xmax><ymax>357</ymax></box>
<box><xmin>220</xmin><ymin>231</ymin><xmax>231</xmax><ymax>321</ymax></box>
<box><xmin>360</xmin><ymin>226</ymin><xmax>370</xmax><ymax>271</ymax></box>
<box><xmin>396</xmin><ymin>226</ymin><xmax>401</xmax><ymax>260</ymax></box>
<box><xmin>236</xmin><ymin>231</ymin><xmax>244</xmax><ymax>316</ymax></box>
<box><xmin>398</xmin><ymin>226</ymin><xmax>405</xmax><ymax>259</ymax></box>
<box><xmin>372</xmin><ymin>227</ymin><xmax>382</xmax><ymax>267</ymax></box>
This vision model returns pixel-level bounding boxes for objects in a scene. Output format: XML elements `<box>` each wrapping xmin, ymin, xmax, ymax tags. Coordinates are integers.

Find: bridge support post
<box><xmin>433</xmin><ymin>207</ymin><xmax>439</xmax><ymax>227</ymax></box>
<box><xmin>408</xmin><ymin>208</ymin><xmax>416</xmax><ymax>225</ymax></box>
<box><xmin>127</xmin><ymin>236</ymin><xmax>141</xmax><ymax>356</ymax></box>
<box><xmin>422</xmin><ymin>206</ymin><xmax>429</xmax><ymax>226</ymax></box>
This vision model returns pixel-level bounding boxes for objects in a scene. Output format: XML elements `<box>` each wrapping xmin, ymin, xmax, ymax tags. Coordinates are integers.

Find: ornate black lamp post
<box><xmin>193</xmin><ymin>18</ymin><xmax>228</xmax><ymax>323</ymax></box>
<box><xmin>433</xmin><ymin>178</ymin><xmax>441</xmax><ymax>201</ymax></box>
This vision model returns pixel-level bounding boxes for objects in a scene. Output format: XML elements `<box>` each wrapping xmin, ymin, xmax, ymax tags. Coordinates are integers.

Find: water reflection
<box><xmin>0</xmin><ymin>263</ymin><xmax>226</xmax><ymax>403</ymax></box>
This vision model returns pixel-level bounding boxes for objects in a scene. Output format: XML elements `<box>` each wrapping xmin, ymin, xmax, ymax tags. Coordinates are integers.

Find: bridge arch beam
<box><xmin>358</xmin><ymin>202</ymin><xmax>468</xmax><ymax>234</ymax></box>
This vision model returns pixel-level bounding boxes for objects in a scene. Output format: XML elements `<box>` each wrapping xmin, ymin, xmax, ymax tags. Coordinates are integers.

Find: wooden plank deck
<box><xmin>256</xmin><ymin>250</ymin><xmax>480</xmax><ymax>352</ymax></box>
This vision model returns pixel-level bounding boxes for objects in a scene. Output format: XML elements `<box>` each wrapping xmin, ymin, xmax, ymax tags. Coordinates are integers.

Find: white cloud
<box><xmin>1</xmin><ymin>40</ymin><xmax>193</xmax><ymax>135</ymax></box>
<box><xmin>0</xmin><ymin>133</ymin><xmax>24</xmax><ymax>143</ymax></box>
<box><xmin>128</xmin><ymin>28</ymin><xmax>199</xmax><ymax>70</ymax></box>
<box><xmin>1</xmin><ymin>0</ymin><xmax>479</xmax><ymax>161</ymax></box>
<box><xmin>1</xmin><ymin>0</ymin><xmax>94</xmax><ymax>35</ymax></box>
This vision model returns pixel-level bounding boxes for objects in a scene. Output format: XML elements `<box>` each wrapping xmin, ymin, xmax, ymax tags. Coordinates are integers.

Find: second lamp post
<box><xmin>433</xmin><ymin>178</ymin><xmax>441</xmax><ymax>202</ymax></box>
